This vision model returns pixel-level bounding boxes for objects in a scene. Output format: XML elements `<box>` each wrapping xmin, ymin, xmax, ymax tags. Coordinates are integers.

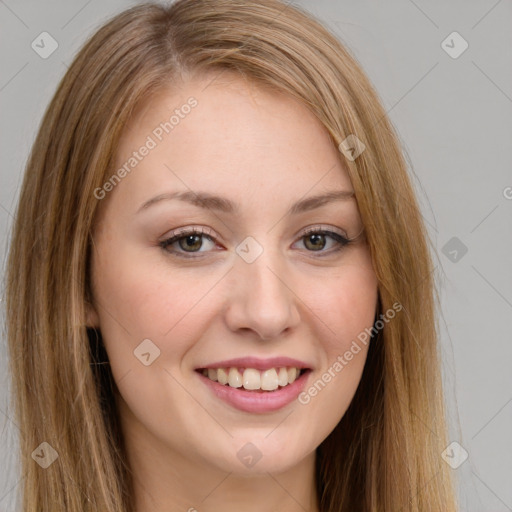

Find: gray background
<box><xmin>1</xmin><ymin>0</ymin><xmax>511</xmax><ymax>510</ymax></box>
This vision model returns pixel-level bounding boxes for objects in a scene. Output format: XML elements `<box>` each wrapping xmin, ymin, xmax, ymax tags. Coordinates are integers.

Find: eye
<box><xmin>293</xmin><ymin>226</ymin><xmax>351</xmax><ymax>255</ymax></box>
<box><xmin>159</xmin><ymin>227</ymin><xmax>218</xmax><ymax>257</ymax></box>
<box><xmin>159</xmin><ymin>225</ymin><xmax>354</xmax><ymax>259</ymax></box>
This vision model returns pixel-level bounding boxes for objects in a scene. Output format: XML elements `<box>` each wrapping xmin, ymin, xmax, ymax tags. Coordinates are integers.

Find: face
<box><xmin>88</xmin><ymin>71</ymin><xmax>378</xmax><ymax>476</ymax></box>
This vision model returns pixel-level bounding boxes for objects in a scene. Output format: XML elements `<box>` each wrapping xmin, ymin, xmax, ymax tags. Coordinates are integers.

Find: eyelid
<box><xmin>158</xmin><ymin>225</ymin><xmax>222</xmax><ymax>259</ymax></box>
<box><xmin>299</xmin><ymin>223</ymin><xmax>349</xmax><ymax>239</ymax></box>
<box><xmin>160</xmin><ymin>225</ymin><xmax>219</xmax><ymax>243</ymax></box>
<box><xmin>160</xmin><ymin>224</ymin><xmax>349</xmax><ymax>246</ymax></box>
<box><xmin>159</xmin><ymin>223</ymin><xmax>354</xmax><ymax>261</ymax></box>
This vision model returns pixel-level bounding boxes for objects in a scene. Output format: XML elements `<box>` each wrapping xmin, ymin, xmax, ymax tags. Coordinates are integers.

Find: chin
<box><xmin>194</xmin><ymin>429</ymin><xmax>315</xmax><ymax>476</ymax></box>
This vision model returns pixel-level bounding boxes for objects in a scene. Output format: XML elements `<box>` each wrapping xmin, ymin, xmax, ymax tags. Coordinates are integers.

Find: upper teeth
<box><xmin>202</xmin><ymin>367</ymin><xmax>301</xmax><ymax>391</ymax></box>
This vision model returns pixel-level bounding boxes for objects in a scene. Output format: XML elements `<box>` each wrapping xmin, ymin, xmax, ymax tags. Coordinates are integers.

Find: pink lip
<box><xmin>197</xmin><ymin>369</ymin><xmax>311</xmax><ymax>413</ymax></box>
<box><xmin>197</xmin><ymin>356</ymin><xmax>311</xmax><ymax>371</ymax></box>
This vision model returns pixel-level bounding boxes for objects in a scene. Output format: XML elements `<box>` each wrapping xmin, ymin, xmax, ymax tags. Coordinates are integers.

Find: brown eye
<box><xmin>303</xmin><ymin>233</ymin><xmax>327</xmax><ymax>251</ymax></box>
<box><xmin>178</xmin><ymin>234</ymin><xmax>204</xmax><ymax>252</ymax></box>
<box><xmin>159</xmin><ymin>227</ymin><xmax>217</xmax><ymax>257</ymax></box>
<box><xmin>293</xmin><ymin>228</ymin><xmax>351</xmax><ymax>255</ymax></box>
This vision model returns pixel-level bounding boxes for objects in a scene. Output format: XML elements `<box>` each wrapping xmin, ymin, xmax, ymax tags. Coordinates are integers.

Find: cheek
<box><xmin>286</xmin><ymin>254</ymin><xmax>377</xmax><ymax>452</ymax></box>
<box><xmin>298</xmin><ymin>266</ymin><xmax>376</xmax><ymax>416</ymax></box>
<box><xmin>90</xmin><ymin>239</ymin><xmax>224</xmax><ymax>379</ymax></box>
<box><xmin>309</xmin><ymin>252</ymin><xmax>378</xmax><ymax>355</ymax></box>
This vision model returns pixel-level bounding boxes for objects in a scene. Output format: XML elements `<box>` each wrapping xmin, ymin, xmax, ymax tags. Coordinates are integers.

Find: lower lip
<box><xmin>198</xmin><ymin>370</ymin><xmax>310</xmax><ymax>413</ymax></box>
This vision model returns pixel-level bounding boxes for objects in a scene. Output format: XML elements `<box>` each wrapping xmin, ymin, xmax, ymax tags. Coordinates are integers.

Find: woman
<box><xmin>5</xmin><ymin>0</ymin><xmax>457</xmax><ymax>510</ymax></box>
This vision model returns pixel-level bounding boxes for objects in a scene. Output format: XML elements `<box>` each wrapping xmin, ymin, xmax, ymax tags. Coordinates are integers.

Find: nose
<box><xmin>224</xmin><ymin>249</ymin><xmax>301</xmax><ymax>340</ymax></box>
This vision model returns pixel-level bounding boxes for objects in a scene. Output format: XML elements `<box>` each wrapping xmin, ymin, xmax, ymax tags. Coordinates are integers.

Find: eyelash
<box><xmin>158</xmin><ymin>225</ymin><xmax>352</xmax><ymax>259</ymax></box>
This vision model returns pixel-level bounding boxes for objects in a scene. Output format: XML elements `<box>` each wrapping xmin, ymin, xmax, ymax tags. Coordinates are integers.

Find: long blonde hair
<box><xmin>5</xmin><ymin>1</ymin><xmax>457</xmax><ymax>510</ymax></box>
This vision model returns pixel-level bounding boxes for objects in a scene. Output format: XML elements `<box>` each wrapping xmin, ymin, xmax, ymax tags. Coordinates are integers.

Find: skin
<box><xmin>87</xmin><ymin>71</ymin><xmax>378</xmax><ymax>512</ymax></box>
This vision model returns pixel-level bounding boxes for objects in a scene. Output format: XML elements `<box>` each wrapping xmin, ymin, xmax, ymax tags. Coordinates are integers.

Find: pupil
<box><xmin>306</xmin><ymin>234</ymin><xmax>325</xmax><ymax>251</ymax></box>
<box><xmin>180</xmin><ymin>235</ymin><xmax>202</xmax><ymax>251</ymax></box>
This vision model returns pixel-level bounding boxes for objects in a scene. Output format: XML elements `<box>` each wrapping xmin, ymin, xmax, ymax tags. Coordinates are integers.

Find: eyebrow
<box><xmin>137</xmin><ymin>189</ymin><xmax>355</xmax><ymax>215</ymax></box>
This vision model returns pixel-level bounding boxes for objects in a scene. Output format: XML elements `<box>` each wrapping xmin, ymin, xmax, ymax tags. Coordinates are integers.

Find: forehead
<box><xmin>108</xmin><ymin>72</ymin><xmax>354</xmax><ymax>215</ymax></box>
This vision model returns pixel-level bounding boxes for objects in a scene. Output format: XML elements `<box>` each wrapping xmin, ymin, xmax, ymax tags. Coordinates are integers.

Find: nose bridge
<box><xmin>225</xmin><ymin>240</ymin><xmax>300</xmax><ymax>339</ymax></box>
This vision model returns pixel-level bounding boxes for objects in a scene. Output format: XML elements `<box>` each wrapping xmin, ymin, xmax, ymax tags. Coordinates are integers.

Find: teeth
<box><xmin>278</xmin><ymin>367</ymin><xmax>288</xmax><ymax>387</ymax></box>
<box><xmin>287</xmin><ymin>367</ymin><xmax>298</xmax><ymax>384</ymax></box>
<box><xmin>217</xmin><ymin>368</ymin><xmax>228</xmax><ymax>385</ymax></box>
<box><xmin>202</xmin><ymin>366</ymin><xmax>303</xmax><ymax>391</ymax></box>
<box><xmin>228</xmin><ymin>367</ymin><xmax>242</xmax><ymax>388</ymax></box>
<box><xmin>261</xmin><ymin>369</ymin><xmax>279</xmax><ymax>390</ymax></box>
<box><xmin>243</xmin><ymin>369</ymin><xmax>261</xmax><ymax>390</ymax></box>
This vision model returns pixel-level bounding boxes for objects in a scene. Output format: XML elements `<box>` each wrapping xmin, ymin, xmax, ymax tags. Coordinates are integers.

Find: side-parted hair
<box><xmin>5</xmin><ymin>1</ymin><xmax>457</xmax><ymax>510</ymax></box>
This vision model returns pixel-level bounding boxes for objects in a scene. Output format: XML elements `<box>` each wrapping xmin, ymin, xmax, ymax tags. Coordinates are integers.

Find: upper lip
<box><xmin>197</xmin><ymin>356</ymin><xmax>312</xmax><ymax>371</ymax></box>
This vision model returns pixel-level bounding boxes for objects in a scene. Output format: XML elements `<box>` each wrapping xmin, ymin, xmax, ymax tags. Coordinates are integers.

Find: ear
<box><xmin>85</xmin><ymin>302</ymin><xmax>100</xmax><ymax>328</ymax></box>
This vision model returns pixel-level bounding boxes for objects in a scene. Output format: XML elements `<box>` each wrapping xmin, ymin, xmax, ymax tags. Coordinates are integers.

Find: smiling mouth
<box><xmin>197</xmin><ymin>367</ymin><xmax>309</xmax><ymax>392</ymax></box>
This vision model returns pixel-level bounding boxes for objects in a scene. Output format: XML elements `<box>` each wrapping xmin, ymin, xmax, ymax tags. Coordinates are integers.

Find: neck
<box><xmin>132</xmin><ymin>454</ymin><xmax>319</xmax><ymax>512</ymax></box>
